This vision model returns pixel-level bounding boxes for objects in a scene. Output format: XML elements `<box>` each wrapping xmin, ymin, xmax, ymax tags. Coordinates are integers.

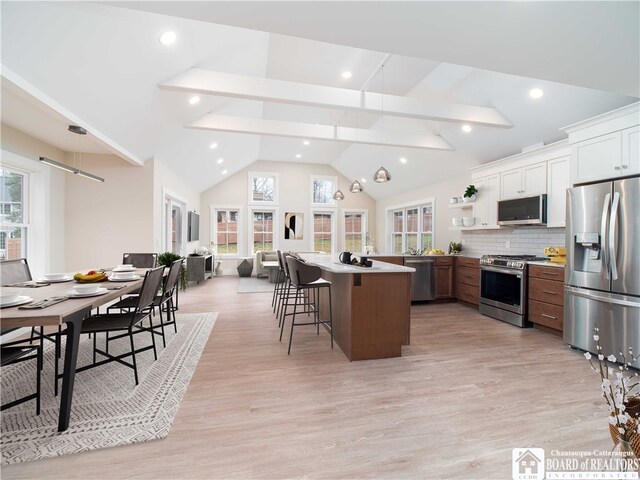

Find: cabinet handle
<box><xmin>615</xmin><ymin>166</ymin><xmax>622</xmax><ymax>171</ymax></box>
<box><xmin>543</xmin><ymin>290</ymin><xmax>558</xmax><ymax>295</ymax></box>
<box><xmin>541</xmin><ymin>313</ymin><xmax>557</xmax><ymax>320</ymax></box>
<box><xmin>622</xmin><ymin>165</ymin><xmax>629</xmax><ymax>169</ymax></box>
<box><xmin>543</xmin><ymin>272</ymin><xmax>558</xmax><ymax>276</ymax></box>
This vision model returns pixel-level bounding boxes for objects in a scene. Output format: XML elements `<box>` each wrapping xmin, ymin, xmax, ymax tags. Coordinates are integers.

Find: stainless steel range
<box><xmin>479</xmin><ymin>254</ymin><xmax>548</xmax><ymax>327</ymax></box>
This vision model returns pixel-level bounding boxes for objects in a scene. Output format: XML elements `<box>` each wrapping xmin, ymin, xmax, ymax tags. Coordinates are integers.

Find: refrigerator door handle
<box><xmin>609</xmin><ymin>192</ymin><xmax>620</xmax><ymax>280</ymax></box>
<box><xmin>565</xmin><ymin>286</ymin><xmax>639</xmax><ymax>308</ymax></box>
<box><xmin>600</xmin><ymin>193</ymin><xmax>611</xmax><ymax>280</ymax></box>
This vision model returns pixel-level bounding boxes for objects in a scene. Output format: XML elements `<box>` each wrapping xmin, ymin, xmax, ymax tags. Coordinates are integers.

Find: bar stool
<box><xmin>280</xmin><ymin>256</ymin><xmax>333</xmax><ymax>355</ymax></box>
<box><xmin>271</xmin><ymin>249</ymin><xmax>286</xmax><ymax>311</ymax></box>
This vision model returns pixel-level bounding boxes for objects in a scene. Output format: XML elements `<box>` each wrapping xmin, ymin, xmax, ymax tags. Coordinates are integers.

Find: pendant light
<box><xmin>39</xmin><ymin>125</ymin><xmax>105</xmax><ymax>183</ymax></box>
<box><xmin>373</xmin><ymin>64</ymin><xmax>390</xmax><ymax>183</ymax></box>
<box><xmin>349</xmin><ymin>179</ymin><xmax>363</xmax><ymax>193</ymax></box>
<box><xmin>332</xmin><ymin>122</ymin><xmax>345</xmax><ymax>200</ymax></box>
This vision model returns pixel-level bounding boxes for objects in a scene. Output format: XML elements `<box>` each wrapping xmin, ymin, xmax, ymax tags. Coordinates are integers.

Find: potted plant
<box><xmin>448</xmin><ymin>242</ymin><xmax>463</xmax><ymax>254</ymax></box>
<box><xmin>157</xmin><ymin>252</ymin><xmax>188</xmax><ymax>291</ymax></box>
<box><xmin>463</xmin><ymin>185</ymin><xmax>478</xmax><ymax>202</ymax></box>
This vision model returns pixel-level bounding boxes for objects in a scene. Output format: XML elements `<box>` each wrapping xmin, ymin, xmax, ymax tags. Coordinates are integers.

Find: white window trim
<box><xmin>1</xmin><ymin>150</ymin><xmax>47</xmax><ymax>279</ymax></box>
<box><xmin>162</xmin><ymin>187</ymin><xmax>188</xmax><ymax>256</ymax></box>
<box><xmin>384</xmin><ymin>197</ymin><xmax>436</xmax><ymax>253</ymax></box>
<box><xmin>248</xmin><ymin>171</ymin><xmax>279</xmax><ymax>206</ymax></box>
<box><xmin>309</xmin><ymin>207</ymin><xmax>337</xmax><ymax>254</ymax></box>
<box><xmin>210</xmin><ymin>204</ymin><xmax>244</xmax><ymax>258</ymax></box>
<box><xmin>340</xmin><ymin>208</ymin><xmax>368</xmax><ymax>252</ymax></box>
<box><xmin>309</xmin><ymin>174</ymin><xmax>338</xmax><ymax>207</ymax></box>
<box><xmin>248</xmin><ymin>206</ymin><xmax>279</xmax><ymax>255</ymax></box>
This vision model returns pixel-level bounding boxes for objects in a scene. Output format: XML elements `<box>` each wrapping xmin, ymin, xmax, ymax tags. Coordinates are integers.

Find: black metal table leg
<box><xmin>57</xmin><ymin>307</ymin><xmax>90</xmax><ymax>432</ymax></box>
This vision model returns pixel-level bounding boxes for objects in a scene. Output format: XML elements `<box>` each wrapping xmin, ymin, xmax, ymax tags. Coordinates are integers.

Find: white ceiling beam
<box><xmin>185</xmin><ymin>114</ymin><xmax>454</xmax><ymax>151</ymax></box>
<box><xmin>159</xmin><ymin>69</ymin><xmax>512</xmax><ymax>128</ymax></box>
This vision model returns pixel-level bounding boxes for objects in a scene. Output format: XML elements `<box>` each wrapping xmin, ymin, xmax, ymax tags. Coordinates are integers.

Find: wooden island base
<box><xmin>317</xmin><ymin>270</ymin><xmax>411</xmax><ymax>361</ymax></box>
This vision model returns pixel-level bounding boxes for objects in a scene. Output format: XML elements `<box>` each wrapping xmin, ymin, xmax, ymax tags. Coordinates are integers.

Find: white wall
<box><xmin>151</xmin><ymin>157</ymin><xmax>201</xmax><ymax>256</ymax></box>
<box><xmin>375</xmin><ymin>175</ymin><xmax>471</xmax><ymax>253</ymax></box>
<box><xmin>200</xmin><ymin>160</ymin><xmax>377</xmax><ymax>273</ymax></box>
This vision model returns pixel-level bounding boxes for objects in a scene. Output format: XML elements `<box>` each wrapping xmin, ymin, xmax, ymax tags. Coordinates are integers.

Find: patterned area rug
<box><xmin>237</xmin><ymin>276</ymin><xmax>275</xmax><ymax>294</ymax></box>
<box><xmin>1</xmin><ymin>312</ymin><xmax>217</xmax><ymax>465</ymax></box>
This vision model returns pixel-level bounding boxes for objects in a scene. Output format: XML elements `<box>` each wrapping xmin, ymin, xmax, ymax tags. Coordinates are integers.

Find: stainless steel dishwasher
<box><xmin>404</xmin><ymin>257</ymin><xmax>436</xmax><ymax>302</ymax></box>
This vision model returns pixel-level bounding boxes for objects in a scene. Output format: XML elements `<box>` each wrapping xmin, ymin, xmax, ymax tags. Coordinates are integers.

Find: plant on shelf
<box><xmin>448</xmin><ymin>242</ymin><xmax>463</xmax><ymax>254</ymax></box>
<box><xmin>463</xmin><ymin>184</ymin><xmax>478</xmax><ymax>202</ymax></box>
<box><xmin>585</xmin><ymin>326</ymin><xmax>640</xmax><ymax>456</ymax></box>
<box><xmin>157</xmin><ymin>251</ymin><xmax>188</xmax><ymax>291</ymax></box>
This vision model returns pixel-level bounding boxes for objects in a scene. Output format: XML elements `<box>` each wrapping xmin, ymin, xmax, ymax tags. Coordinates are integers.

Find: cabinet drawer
<box><xmin>456</xmin><ymin>266</ymin><xmax>479</xmax><ymax>287</ymax></box>
<box><xmin>529</xmin><ymin>277</ymin><xmax>564</xmax><ymax>306</ymax></box>
<box><xmin>435</xmin><ymin>256</ymin><xmax>454</xmax><ymax>266</ymax></box>
<box><xmin>456</xmin><ymin>257</ymin><xmax>479</xmax><ymax>269</ymax></box>
<box><xmin>456</xmin><ymin>282</ymin><xmax>479</xmax><ymax>306</ymax></box>
<box><xmin>529</xmin><ymin>265</ymin><xmax>565</xmax><ymax>282</ymax></box>
<box><xmin>374</xmin><ymin>256</ymin><xmax>405</xmax><ymax>266</ymax></box>
<box><xmin>528</xmin><ymin>299</ymin><xmax>563</xmax><ymax>331</ymax></box>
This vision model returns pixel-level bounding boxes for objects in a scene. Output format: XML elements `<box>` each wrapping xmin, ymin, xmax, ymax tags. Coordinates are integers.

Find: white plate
<box><xmin>108</xmin><ymin>274</ymin><xmax>141</xmax><ymax>282</ymax></box>
<box><xmin>66</xmin><ymin>287</ymin><xmax>108</xmax><ymax>298</ymax></box>
<box><xmin>38</xmin><ymin>276</ymin><xmax>73</xmax><ymax>283</ymax></box>
<box><xmin>112</xmin><ymin>267</ymin><xmax>137</xmax><ymax>272</ymax></box>
<box><xmin>0</xmin><ymin>296</ymin><xmax>34</xmax><ymax>308</ymax></box>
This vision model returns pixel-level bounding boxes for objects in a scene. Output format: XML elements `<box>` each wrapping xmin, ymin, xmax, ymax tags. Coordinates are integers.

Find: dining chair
<box><xmin>74</xmin><ymin>266</ymin><xmax>165</xmax><ymax>385</ymax></box>
<box><xmin>280</xmin><ymin>256</ymin><xmax>333</xmax><ymax>355</ymax></box>
<box><xmin>122</xmin><ymin>253</ymin><xmax>158</xmax><ymax>268</ymax></box>
<box><xmin>1</xmin><ymin>336</ymin><xmax>42</xmax><ymax>415</ymax></box>
<box><xmin>107</xmin><ymin>259</ymin><xmax>183</xmax><ymax>348</ymax></box>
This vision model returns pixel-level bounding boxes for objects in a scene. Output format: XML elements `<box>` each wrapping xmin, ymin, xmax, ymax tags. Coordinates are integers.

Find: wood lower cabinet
<box><xmin>528</xmin><ymin>264</ymin><xmax>565</xmax><ymax>334</ymax></box>
<box><xmin>455</xmin><ymin>256</ymin><xmax>479</xmax><ymax>306</ymax></box>
<box><xmin>371</xmin><ymin>256</ymin><xmax>405</xmax><ymax>266</ymax></box>
<box><xmin>435</xmin><ymin>257</ymin><xmax>454</xmax><ymax>300</ymax></box>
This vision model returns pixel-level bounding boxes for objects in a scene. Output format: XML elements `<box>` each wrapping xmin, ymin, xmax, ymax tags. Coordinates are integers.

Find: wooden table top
<box><xmin>0</xmin><ymin>272</ymin><xmax>146</xmax><ymax>328</ymax></box>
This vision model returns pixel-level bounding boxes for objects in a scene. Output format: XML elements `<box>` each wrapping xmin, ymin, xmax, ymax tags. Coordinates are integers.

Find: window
<box><xmin>310</xmin><ymin>175</ymin><xmax>337</xmax><ymax>206</ymax></box>
<box><xmin>311</xmin><ymin>209</ymin><xmax>336</xmax><ymax>253</ymax></box>
<box><xmin>0</xmin><ymin>168</ymin><xmax>28</xmax><ymax>260</ymax></box>
<box><xmin>342</xmin><ymin>210</ymin><xmax>367</xmax><ymax>252</ymax></box>
<box><xmin>214</xmin><ymin>208</ymin><xmax>240</xmax><ymax>255</ymax></box>
<box><xmin>250</xmin><ymin>209</ymin><xmax>276</xmax><ymax>254</ymax></box>
<box><xmin>248</xmin><ymin>172</ymin><xmax>278</xmax><ymax>205</ymax></box>
<box><xmin>387</xmin><ymin>199</ymin><xmax>435</xmax><ymax>254</ymax></box>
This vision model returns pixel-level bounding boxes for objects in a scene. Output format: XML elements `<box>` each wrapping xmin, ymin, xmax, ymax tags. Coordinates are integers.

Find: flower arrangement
<box><xmin>585</xmin><ymin>326</ymin><xmax>640</xmax><ymax>441</ymax></box>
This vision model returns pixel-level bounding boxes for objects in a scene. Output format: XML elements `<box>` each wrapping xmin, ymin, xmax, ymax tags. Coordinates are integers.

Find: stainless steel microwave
<box><xmin>497</xmin><ymin>194</ymin><xmax>547</xmax><ymax>226</ymax></box>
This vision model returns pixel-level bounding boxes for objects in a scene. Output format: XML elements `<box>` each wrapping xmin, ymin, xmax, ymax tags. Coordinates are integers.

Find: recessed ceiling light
<box><xmin>295</xmin><ymin>154</ymin><xmax>302</xmax><ymax>159</ymax></box>
<box><xmin>400</xmin><ymin>157</ymin><xmax>407</xmax><ymax>164</ymax></box>
<box><xmin>341</xmin><ymin>71</ymin><xmax>352</xmax><ymax>79</ymax></box>
<box><xmin>209</xmin><ymin>142</ymin><xmax>218</xmax><ymax>150</ymax></box>
<box><xmin>159</xmin><ymin>31</ymin><xmax>176</xmax><ymax>46</ymax></box>
<box><xmin>462</xmin><ymin>124</ymin><xmax>472</xmax><ymax>133</ymax></box>
<box><xmin>529</xmin><ymin>88</ymin><xmax>544</xmax><ymax>99</ymax></box>
<box><xmin>222</xmin><ymin>169</ymin><xmax>228</xmax><ymax>175</ymax></box>
<box><xmin>361</xmin><ymin>178</ymin><xmax>367</xmax><ymax>183</ymax></box>
<box><xmin>217</xmin><ymin>158</ymin><xmax>224</xmax><ymax>165</ymax></box>
<box><xmin>188</xmin><ymin>95</ymin><xmax>200</xmax><ymax>105</ymax></box>
<box><xmin>303</xmin><ymin>140</ymin><xmax>310</xmax><ymax>146</ymax></box>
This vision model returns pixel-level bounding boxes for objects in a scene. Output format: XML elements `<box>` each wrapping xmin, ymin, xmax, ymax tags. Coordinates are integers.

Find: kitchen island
<box><xmin>299</xmin><ymin>254</ymin><xmax>415</xmax><ymax>361</ymax></box>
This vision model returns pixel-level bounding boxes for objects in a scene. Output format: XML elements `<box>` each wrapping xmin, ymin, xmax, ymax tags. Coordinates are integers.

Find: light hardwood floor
<box><xmin>3</xmin><ymin>276</ymin><xmax>612</xmax><ymax>479</ymax></box>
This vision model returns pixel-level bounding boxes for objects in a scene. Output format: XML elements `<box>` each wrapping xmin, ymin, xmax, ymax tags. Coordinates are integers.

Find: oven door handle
<box><xmin>480</xmin><ymin>266</ymin><xmax>523</xmax><ymax>277</ymax></box>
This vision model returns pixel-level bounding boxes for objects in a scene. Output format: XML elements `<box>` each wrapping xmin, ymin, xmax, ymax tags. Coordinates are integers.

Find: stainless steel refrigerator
<box><xmin>564</xmin><ymin>176</ymin><xmax>640</xmax><ymax>365</ymax></box>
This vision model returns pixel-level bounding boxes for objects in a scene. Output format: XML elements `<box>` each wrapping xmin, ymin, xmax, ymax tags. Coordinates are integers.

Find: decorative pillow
<box><xmin>264</xmin><ymin>253</ymin><xmax>278</xmax><ymax>262</ymax></box>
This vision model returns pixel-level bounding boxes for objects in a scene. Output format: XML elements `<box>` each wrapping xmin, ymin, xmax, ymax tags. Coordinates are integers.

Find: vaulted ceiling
<box><xmin>1</xmin><ymin>1</ymin><xmax>638</xmax><ymax>198</ymax></box>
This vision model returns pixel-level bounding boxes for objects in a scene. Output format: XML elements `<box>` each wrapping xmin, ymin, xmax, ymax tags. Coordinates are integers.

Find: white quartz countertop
<box><xmin>299</xmin><ymin>254</ymin><xmax>415</xmax><ymax>274</ymax></box>
<box><xmin>527</xmin><ymin>261</ymin><xmax>565</xmax><ymax>268</ymax></box>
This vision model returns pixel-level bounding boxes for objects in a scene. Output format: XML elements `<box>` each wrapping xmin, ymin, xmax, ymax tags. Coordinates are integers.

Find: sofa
<box><xmin>255</xmin><ymin>250</ymin><xmax>278</xmax><ymax>278</ymax></box>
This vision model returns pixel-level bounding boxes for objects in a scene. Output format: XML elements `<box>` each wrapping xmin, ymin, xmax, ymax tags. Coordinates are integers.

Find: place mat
<box><xmin>1</xmin><ymin>312</ymin><xmax>217</xmax><ymax>465</ymax></box>
<box><xmin>18</xmin><ymin>297</ymin><xmax>69</xmax><ymax>309</ymax></box>
<box><xmin>2</xmin><ymin>282</ymin><xmax>50</xmax><ymax>288</ymax></box>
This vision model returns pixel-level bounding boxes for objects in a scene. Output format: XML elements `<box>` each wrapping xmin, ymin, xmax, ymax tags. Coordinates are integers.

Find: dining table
<box><xmin>0</xmin><ymin>270</ymin><xmax>147</xmax><ymax>432</ymax></box>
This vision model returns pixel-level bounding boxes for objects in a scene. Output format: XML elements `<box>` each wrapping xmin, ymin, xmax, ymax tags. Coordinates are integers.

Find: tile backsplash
<box><xmin>460</xmin><ymin>227</ymin><xmax>565</xmax><ymax>257</ymax></box>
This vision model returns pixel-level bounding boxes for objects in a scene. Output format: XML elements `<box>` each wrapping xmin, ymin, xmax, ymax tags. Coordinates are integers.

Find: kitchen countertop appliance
<box><xmin>564</xmin><ymin>176</ymin><xmax>640</xmax><ymax>367</ymax></box>
<box><xmin>479</xmin><ymin>254</ymin><xmax>548</xmax><ymax>327</ymax></box>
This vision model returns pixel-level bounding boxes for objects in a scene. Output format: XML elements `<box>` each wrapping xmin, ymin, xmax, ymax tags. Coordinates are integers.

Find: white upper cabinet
<box><xmin>473</xmin><ymin>174</ymin><xmax>499</xmax><ymax>229</ymax></box>
<box><xmin>500</xmin><ymin>162</ymin><xmax>547</xmax><ymax>199</ymax></box>
<box><xmin>546</xmin><ymin>155</ymin><xmax>570</xmax><ymax>228</ymax></box>
<box><xmin>564</xmin><ymin>102</ymin><xmax>639</xmax><ymax>185</ymax></box>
